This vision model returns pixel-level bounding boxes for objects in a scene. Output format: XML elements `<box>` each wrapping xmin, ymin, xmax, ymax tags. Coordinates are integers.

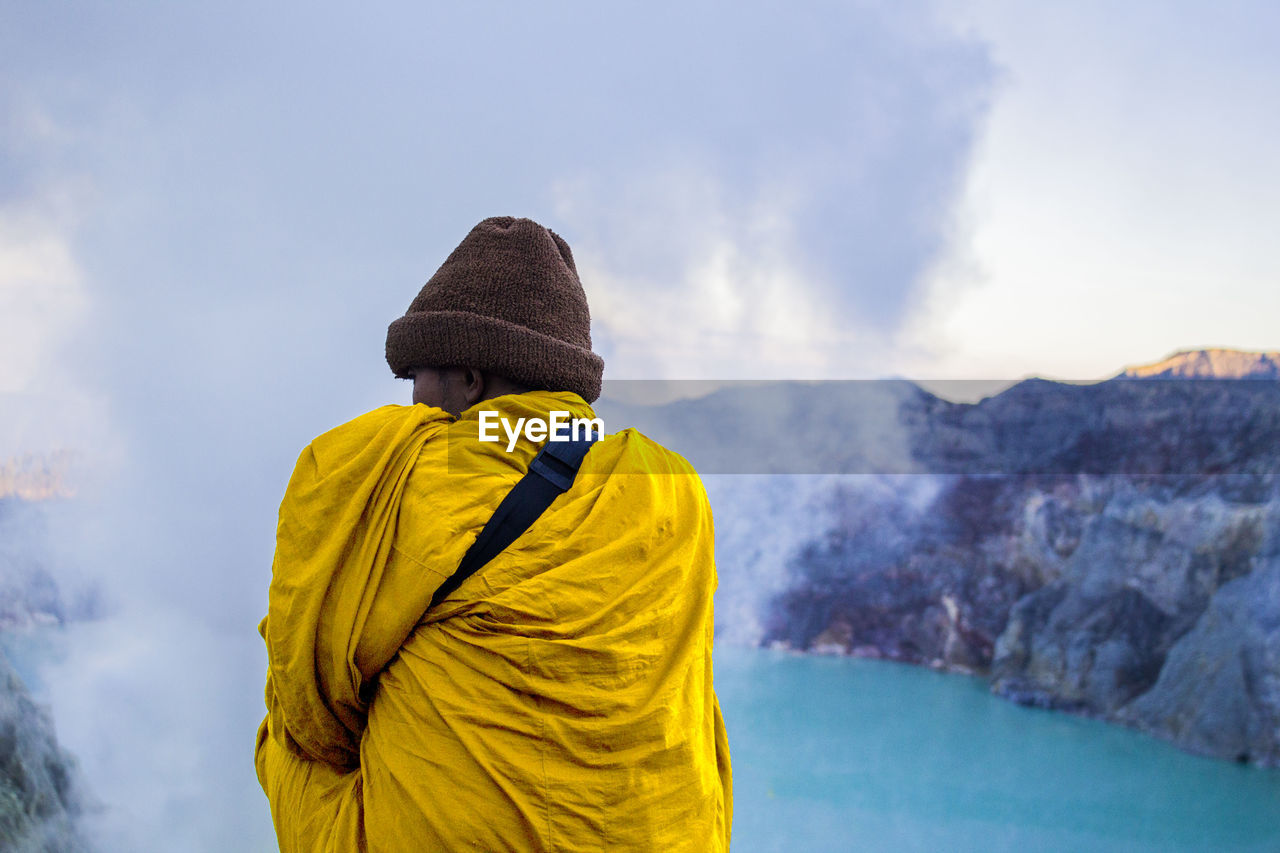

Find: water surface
<box><xmin>715</xmin><ymin>647</ymin><xmax>1280</xmax><ymax>852</ymax></box>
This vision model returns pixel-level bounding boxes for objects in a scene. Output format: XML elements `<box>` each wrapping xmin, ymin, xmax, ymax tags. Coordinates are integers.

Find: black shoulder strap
<box><xmin>429</xmin><ymin>436</ymin><xmax>597</xmax><ymax>609</ymax></box>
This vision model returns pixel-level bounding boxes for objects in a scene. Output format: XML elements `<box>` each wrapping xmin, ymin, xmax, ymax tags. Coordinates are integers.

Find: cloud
<box><xmin>903</xmin><ymin>0</ymin><xmax>1280</xmax><ymax>380</ymax></box>
<box><xmin>0</xmin><ymin>96</ymin><xmax>98</xmax><ymax>455</ymax></box>
<box><xmin>17</xmin><ymin>0</ymin><xmax>1280</xmax><ymax>845</ymax></box>
<box><xmin>0</xmin><ymin>2</ymin><xmax>994</xmax><ymax>849</ymax></box>
<box><xmin>0</xmin><ymin>221</ymin><xmax>82</xmax><ymax>394</ymax></box>
<box><xmin>0</xmin><ymin>98</ymin><xmax>87</xmax><ymax>399</ymax></box>
<box><xmin>546</xmin><ymin>5</ymin><xmax>995</xmax><ymax>378</ymax></box>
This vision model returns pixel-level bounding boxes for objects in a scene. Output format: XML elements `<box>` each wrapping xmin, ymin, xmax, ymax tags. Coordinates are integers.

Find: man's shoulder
<box><xmin>588</xmin><ymin>431</ymin><xmax>711</xmax><ymax>516</ymax></box>
<box><xmin>302</xmin><ymin>405</ymin><xmax>451</xmax><ymax>469</ymax></box>
<box><xmin>592</xmin><ymin>428</ymin><xmax>700</xmax><ymax>479</ymax></box>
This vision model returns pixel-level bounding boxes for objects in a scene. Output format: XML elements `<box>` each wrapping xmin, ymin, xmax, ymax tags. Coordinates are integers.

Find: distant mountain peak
<box><xmin>0</xmin><ymin>451</ymin><xmax>78</xmax><ymax>501</ymax></box>
<box><xmin>1119</xmin><ymin>348</ymin><xmax>1280</xmax><ymax>380</ymax></box>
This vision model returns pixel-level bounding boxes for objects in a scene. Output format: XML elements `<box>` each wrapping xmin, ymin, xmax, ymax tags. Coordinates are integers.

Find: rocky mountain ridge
<box><xmin>602</xmin><ymin>349</ymin><xmax>1280</xmax><ymax>766</ymax></box>
<box><xmin>1119</xmin><ymin>348</ymin><xmax>1280</xmax><ymax>379</ymax></box>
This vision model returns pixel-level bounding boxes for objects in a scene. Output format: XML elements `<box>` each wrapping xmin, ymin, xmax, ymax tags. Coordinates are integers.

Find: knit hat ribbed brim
<box><xmin>386</xmin><ymin>217</ymin><xmax>604</xmax><ymax>402</ymax></box>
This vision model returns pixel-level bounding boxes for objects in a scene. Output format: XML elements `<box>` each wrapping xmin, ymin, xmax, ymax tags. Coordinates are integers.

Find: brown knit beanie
<box><xmin>386</xmin><ymin>217</ymin><xmax>605</xmax><ymax>402</ymax></box>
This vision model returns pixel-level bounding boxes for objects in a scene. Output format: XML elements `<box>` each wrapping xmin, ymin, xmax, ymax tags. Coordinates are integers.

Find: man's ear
<box><xmin>462</xmin><ymin>367</ymin><xmax>487</xmax><ymax>408</ymax></box>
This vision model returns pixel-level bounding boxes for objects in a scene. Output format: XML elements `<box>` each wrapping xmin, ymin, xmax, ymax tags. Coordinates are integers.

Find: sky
<box><xmin>1</xmin><ymin>1</ymin><xmax>1278</xmax><ymax>850</ymax></box>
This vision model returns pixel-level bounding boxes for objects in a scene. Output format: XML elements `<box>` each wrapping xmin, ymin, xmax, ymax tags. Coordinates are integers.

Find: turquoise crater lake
<box><xmin>715</xmin><ymin>647</ymin><xmax>1280</xmax><ymax>853</ymax></box>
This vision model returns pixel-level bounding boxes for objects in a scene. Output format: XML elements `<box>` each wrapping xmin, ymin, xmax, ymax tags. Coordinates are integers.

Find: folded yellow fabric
<box><xmin>256</xmin><ymin>391</ymin><xmax>732</xmax><ymax>851</ymax></box>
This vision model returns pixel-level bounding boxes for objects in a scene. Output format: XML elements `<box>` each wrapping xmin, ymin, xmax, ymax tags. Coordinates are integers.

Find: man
<box><xmin>255</xmin><ymin>217</ymin><xmax>733</xmax><ymax>851</ymax></box>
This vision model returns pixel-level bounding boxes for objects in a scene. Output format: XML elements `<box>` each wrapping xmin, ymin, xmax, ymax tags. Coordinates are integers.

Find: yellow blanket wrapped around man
<box><xmin>256</xmin><ymin>391</ymin><xmax>732</xmax><ymax>851</ymax></box>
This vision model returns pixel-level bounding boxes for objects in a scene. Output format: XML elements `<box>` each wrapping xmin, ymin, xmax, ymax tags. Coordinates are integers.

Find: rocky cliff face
<box><xmin>758</xmin><ymin>371</ymin><xmax>1280</xmax><ymax>765</ymax></box>
<box><xmin>1116</xmin><ymin>554</ymin><xmax>1280</xmax><ymax>764</ymax></box>
<box><xmin>0</xmin><ymin>653</ymin><xmax>89</xmax><ymax>852</ymax></box>
<box><xmin>984</xmin><ymin>482</ymin><xmax>1276</xmax><ymax>719</ymax></box>
<box><xmin>0</xmin><ymin>497</ymin><xmax>91</xmax><ymax>851</ymax></box>
<box><xmin>604</xmin><ymin>351</ymin><xmax>1280</xmax><ymax>766</ymax></box>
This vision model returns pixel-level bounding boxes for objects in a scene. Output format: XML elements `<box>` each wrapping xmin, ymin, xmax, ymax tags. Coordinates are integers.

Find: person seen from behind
<box><xmin>255</xmin><ymin>216</ymin><xmax>733</xmax><ymax>851</ymax></box>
